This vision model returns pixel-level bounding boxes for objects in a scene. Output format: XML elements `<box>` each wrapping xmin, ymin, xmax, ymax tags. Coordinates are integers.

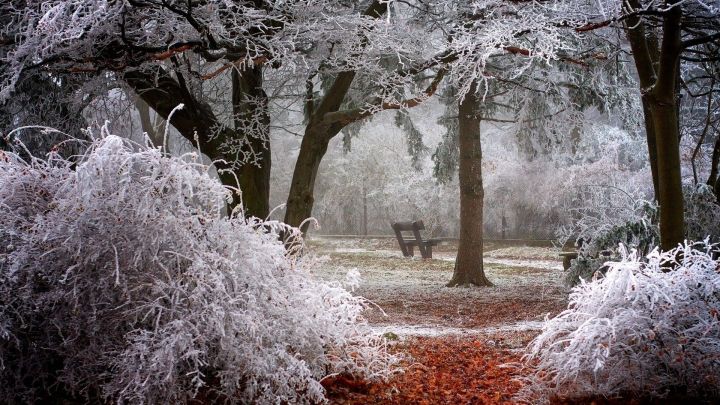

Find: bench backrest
<box><xmin>392</xmin><ymin>220</ymin><xmax>425</xmax><ymax>232</ymax></box>
<box><xmin>391</xmin><ymin>220</ymin><xmax>426</xmax><ymax>257</ymax></box>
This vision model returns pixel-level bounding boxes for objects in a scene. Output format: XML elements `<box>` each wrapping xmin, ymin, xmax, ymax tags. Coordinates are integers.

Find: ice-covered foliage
<box><xmin>521</xmin><ymin>242</ymin><xmax>720</xmax><ymax>402</ymax></box>
<box><xmin>561</xmin><ymin>184</ymin><xmax>720</xmax><ymax>285</ymax></box>
<box><xmin>0</xmin><ymin>132</ymin><xmax>394</xmax><ymax>404</ymax></box>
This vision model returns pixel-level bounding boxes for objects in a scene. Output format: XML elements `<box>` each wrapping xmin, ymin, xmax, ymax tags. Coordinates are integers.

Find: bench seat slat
<box><xmin>405</xmin><ymin>239</ymin><xmax>441</xmax><ymax>246</ymax></box>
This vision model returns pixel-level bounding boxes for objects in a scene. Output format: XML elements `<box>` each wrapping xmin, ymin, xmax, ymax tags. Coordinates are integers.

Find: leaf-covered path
<box><xmin>323</xmin><ymin>335</ymin><xmax>531</xmax><ymax>404</ymax></box>
<box><xmin>307</xmin><ymin>237</ymin><xmax>569</xmax><ymax>404</ymax></box>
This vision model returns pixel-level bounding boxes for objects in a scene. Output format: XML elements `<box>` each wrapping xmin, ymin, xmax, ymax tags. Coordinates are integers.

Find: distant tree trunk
<box><xmin>707</xmin><ymin>135</ymin><xmax>720</xmax><ymax>200</ymax></box>
<box><xmin>135</xmin><ymin>96</ymin><xmax>162</xmax><ymax>146</ymax></box>
<box><xmin>362</xmin><ymin>181</ymin><xmax>368</xmax><ymax>236</ymax></box>
<box><xmin>447</xmin><ymin>83</ymin><xmax>493</xmax><ymax>287</ymax></box>
<box><xmin>124</xmin><ymin>66</ymin><xmax>271</xmax><ymax>218</ymax></box>
<box><xmin>691</xmin><ymin>79</ymin><xmax>715</xmax><ymax>185</ymax></box>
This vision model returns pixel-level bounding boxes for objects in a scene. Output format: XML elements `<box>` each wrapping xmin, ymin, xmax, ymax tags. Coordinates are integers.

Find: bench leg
<box><xmin>563</xmin><ymin>256</ymin><xmax>572</xmax><ymax>270</ymax></box>
<box><xmin>407</xmin><ymin>245</ymin><xmax>414</xmax><ymax>257</ymax></box>
<box><xmin>422</xmin><ymin>246</ymin><xmax>432</xmax><ymax>259</ymax></box>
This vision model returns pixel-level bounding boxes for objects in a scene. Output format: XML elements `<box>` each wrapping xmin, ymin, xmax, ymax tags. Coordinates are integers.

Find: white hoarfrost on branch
<box><xmin>0</xmin><ymin>130</ymin><xmax>396</xmax><ymax>404</ymax></box>
<box><xmin>520</xmin><ymin>242</ymin><xmax>720</xmax><ymax>402</ymax></box>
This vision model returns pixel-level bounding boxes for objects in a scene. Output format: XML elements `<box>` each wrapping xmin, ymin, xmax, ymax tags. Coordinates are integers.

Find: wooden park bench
<box><xmin>559</xmin><ymin>249</ymin><xmax>612</xmax><ymax>270</ymax></box>
<box><xmin>559</xmin><ymin>251</ymin><xmax>578</xmax><ymax>270</ymax></box>
<box><xmin>391</xmin><ymin>220</ymin><xmax>441</xmax><ymax>259</ymax></box>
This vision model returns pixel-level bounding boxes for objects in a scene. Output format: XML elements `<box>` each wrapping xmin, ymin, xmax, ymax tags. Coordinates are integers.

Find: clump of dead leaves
<box><xmin>323</xmin><ymin>336</ymin><xmax>527</xmax><ymax>404</ymax></box>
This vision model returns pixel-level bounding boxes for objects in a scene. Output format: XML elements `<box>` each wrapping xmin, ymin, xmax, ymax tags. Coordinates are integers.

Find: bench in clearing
<box><xmin>391</xmin><ymin>220</ymin><xmax>441</xmax><ymax>259</ymax></box>
<box><xmin>559</xmin><ymin>252</ymin><xmax>578</xmax><ymax>270</ymax></box>
<box><xmin>559</xmin><ymin>250</ymin><xmax>612</xmax><ymax>271</ymax></box>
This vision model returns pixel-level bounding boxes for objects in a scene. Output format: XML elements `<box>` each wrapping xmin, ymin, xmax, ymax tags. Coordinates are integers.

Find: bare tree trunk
<box><xmin>447</xmin><ymin>84</ymin><xmax>492</xmax><ymax>287</ymax></box>
<box><xmin>284</xmin><ymin>124</ymin><xmax>334</xmax><ymax>231</ymax></box>
<box><xmin>624</xmin><ymin>0</ymin><xmax>661</xmax><ymax>200</ymax></box>
<box><xmin>232</xmin><ymin>66</ymin><xmax>271</xmax><ymax>218</ymax></box>
<box><xmin>624</xmin><ymin>0</ymin><xmax>685</xmax><ymax>250</ymax></box>
<box><xmin>649</xmin><ymin>1</ymin><xmax>685</xmax><ymax>251</ymax></box>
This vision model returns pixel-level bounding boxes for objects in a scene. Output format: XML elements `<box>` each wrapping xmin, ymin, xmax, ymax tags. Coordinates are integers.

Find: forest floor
<box><xmin>305</xmin><ymin>236</ymin><xmax>570</xmax><ymax>404</ymax></box>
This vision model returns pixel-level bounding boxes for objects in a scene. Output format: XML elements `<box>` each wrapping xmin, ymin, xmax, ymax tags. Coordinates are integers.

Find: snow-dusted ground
<box><xmin>371</xmin><ymin>320</ymin><xmax>546</xmax><ymax>338</ymax></box>
<box><xmin>306</xmin><ymin>237</ymin><xmax>569</xmax><ymax>338</ymax></box>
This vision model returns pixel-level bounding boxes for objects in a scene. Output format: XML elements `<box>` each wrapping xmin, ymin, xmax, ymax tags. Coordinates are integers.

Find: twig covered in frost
<box><xmin>0</xmin><ymin>132</ymin><xmax>396</xmax><ymax>404</ymax></box>
<box><xmin>519</xmin><ymin>242</ymin><xmax>720</xmax><ymax>403</ymax></box>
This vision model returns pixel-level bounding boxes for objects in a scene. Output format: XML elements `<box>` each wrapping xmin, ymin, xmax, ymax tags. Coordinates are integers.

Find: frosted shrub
<box><xmin>0</xmin><ymin>133</ymin><xmax>394</xmax><ymax>404</ymax></box>
<box><xmin>522</xmin><ymin>243</ymin><xmax>720</xmax><ymax>402</ymax></box>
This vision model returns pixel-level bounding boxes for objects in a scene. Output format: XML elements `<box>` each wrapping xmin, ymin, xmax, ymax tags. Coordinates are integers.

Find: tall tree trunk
<box><xmin>649</xmin><ymin>1</ymin><xmax>685</xmax><ymax>251</ymax></box>
<box><xmin>232</xmin><ymin>66</ymin><xmax>271</xmax><ymax>218</ymax></box>
<box><xmin>134</xmin><ymin>96</ymin><xmax>162</xmax><ymax>146</ymax></box>
<box><xmin>624</xmin><ymin>0</ymin><xmax>685</xmax><ymax>250</ymax></box>
<box><xmin>447</xmin><ymin>84</ymin><xmax>492</xmax><ymax>287</ymax></box>
<box><xmin>624</xmin><ymin>0</ymin><xmax>661</xmax><ymax>200</ymax></box>
<box><xmin>640</xmin><ymin>101</ymin><xmax>661</xmax><ymax>198</ymax></box>
<box><xmin>284</xmin><ymin>124</ymin><xmax>334</xmax><ymax>231</ymax></box>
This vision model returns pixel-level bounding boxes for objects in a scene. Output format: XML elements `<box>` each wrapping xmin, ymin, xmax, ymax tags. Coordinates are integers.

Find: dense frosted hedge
<box><xmin>0</xmin><ymin>133</ymin><xmax>393</xmax><ymax>404</ymax></box>
<box><xmin>522</xmin><ymin>243</ymin><xmax>720</xmax><ymax>402</ymax></box>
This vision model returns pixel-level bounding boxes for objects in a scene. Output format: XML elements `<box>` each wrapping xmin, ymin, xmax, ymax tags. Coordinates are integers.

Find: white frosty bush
<box><xmin>521</xmin><ymin>242</ymin><xmax>720</xmax><ymax>402</ymax></box>
<box><xmin>0</xmin><ymin>132</ymin><xmax>394</xmax><ymax>404</ymax></box>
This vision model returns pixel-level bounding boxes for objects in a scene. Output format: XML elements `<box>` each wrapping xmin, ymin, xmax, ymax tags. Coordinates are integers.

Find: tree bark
<box><xmin>447</xmin><ymin>83</ymin><xmax>493</xmax><ymax>287</ymax></box>
<box><xmin>284</xmin><ymin>123</ymin><xmax>336</xmax><ymax>231</ymax></box>
<box><xmin>623</xmin><ymin>0</ymin><xmax>685</xmax><ymax>251</ymax></box>
<box><xmin>232</xmin><ymin>66</ymin><xmax>271</xmax><ymax>218</ymax></box>
<box><xmin>624</xmin><ymin>0</ymin><xmax>661</xmax><ymax>200</ymax></box>
<box><xmin>648</xmin><ymin>1</ymin><xmax>685</xmax><ymax>251</ymax></box>
<box><xmin>124</xmin><ymin>66</ymin><xmax>271</xmax><ymax>218</ymax></box>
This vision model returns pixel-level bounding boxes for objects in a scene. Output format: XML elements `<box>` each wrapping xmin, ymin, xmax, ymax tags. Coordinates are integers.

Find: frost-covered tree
<box><xmin>0</xmin><ymin>70</ymin><xmax>91</xmax><ymax>159</ymax></box>
<box><xmin>1</xmin><ymin>0</ymin><xmax>449</xmax><ymax>222</ymax></box>
<box><xmin>682</xmin><ymin>45</ymin><xmax>720</xmax><ymax>196</ymax></box>
<box><xmin>0</xmin><ymin>0</ymin><xmax>295</xmax><ymax>216</ymax></box>
<box><xmin>411</xmin><ymin>0</ymin><xmax>636</xmax><ymax>287</ymax></box>
<box><xmin>573</xmin><ymin>0</ymin><xmax>720</xmax><ymax>250</ymax></box>
<box><xmin>283</xmin><ymin>1</ymin><xmax>448</xmax><ymax>231</ymax></box>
